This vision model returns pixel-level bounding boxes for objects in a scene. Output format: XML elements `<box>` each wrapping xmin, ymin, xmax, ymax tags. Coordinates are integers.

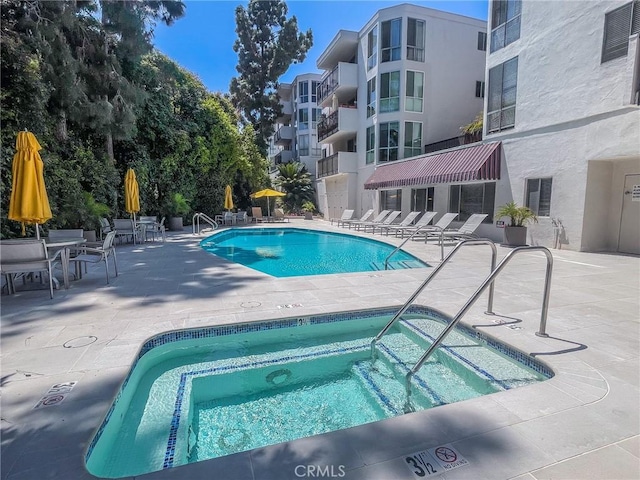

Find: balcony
<box><xmin>316</xmin><ymin>152</ymin><xmax>358</xmax><ymax>179</ymax></box>
<box><xmin>274</xmin><ymin>125</ymin><xmax>293</xmax><ymax>145</ymax></box>
<box><xmin>274</xmin><ymin>149</ymin><xmax>293</xmax><ymax>164</ymax></box>
<box><xmin>317</xmin><ymin>62</ymin><xmax>358</xmax><ymax>107</ymax></box>
<box><xmin>275</xmin><ymin>102</ymin><xmax>293</xmax><ymax>123</ymax></box>
<box><xmin>317</xmin><ymin>107</ymin><xmax>358</xmax><ymax>143</ymax></box>
<box><xmin>298</xmin><ymin>147</ymin><xmax>322</xmax><ymax>158</ymax></box>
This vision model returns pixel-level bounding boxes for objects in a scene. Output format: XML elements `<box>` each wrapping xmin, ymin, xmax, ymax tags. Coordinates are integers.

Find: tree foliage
<box><xmin>1</xmin><ymin>0</ymin><xmax>268</xmax><ymax>239</ymax></box>
<box><xmin>230</xmin><ymin>0</ymin><xmax>312</xmax><ymax>153</ymax></box>
<box><xmin>273</xmin><ymin>162</ymin><xmax>314</xmax><ymax>213</ymax></box>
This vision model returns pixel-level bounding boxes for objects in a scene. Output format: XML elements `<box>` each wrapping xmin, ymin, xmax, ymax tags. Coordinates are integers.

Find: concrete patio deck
<box><xmin>1</xmin><ymin>219</ymin><xmax>638</xmax><ymax>480</ymax></box>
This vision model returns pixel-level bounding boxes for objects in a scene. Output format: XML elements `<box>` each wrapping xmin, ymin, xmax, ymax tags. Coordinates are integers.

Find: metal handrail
<box><xmin>372</xmin><ymin>239</ymin><xmax>498</xmax><ymax>359</ymax></box>
<box><xmin>384</xmin><ymin>225</ymin><xmax>447</xmax><ymax>269</ymax></box>
<box><xmin>192</xmin><ymin>212</ymin><xmax>218</xmax><ymax>235</ymax></box>
<box><xmin>403</xmin><ymin>246</ymin><xmax>553</xmax><ymax>411</ymax></box>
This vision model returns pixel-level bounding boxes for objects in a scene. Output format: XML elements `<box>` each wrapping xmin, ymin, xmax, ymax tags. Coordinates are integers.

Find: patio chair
<box><xmin>404</xmin><ymin>212</ymin><xmax>458</xmax><ymax>241</ymax></box>
<box><xmin>145</xmin><ymin>217</ymin><xmax>166</xmax><ymax>242</ymax></box>
<box><xmin>273</xmin><ymin>208</ymin><xmax>288</xmax><ymax>222</ymax></box>
<box><xmin>99</xmin><ymin>218</ymin><xmax>112</xmax><ymax>240</ymax></box>
<box><xmin>0</xmin><ymin>239</ymin><xmax>60</xmax><ymax>298</ymax></box>
<box><xmin>223</xmin><ymin>211</ymin><xmax>235</xmax><ymax>226</ymax></box>
<box><xmin>363</xmin><ymin>210</ymin><xmax>403</xmax><ymax>233</ymax></box>
<box><xmin>235</xmin><ymin>211</ymin><xmax>248</xmax><ymax>224</ymax></box>
<box><xmin>426</xmin><ymin>213</ymin><xmax>488</xmax><ymax>244</ymax></box>
<box><xmin>113</xmin><ymin>218</ymin><xmax>139</xmax><ymax>244</ymax></box>
<box><xmin>251</xmin><ymin>207</ymin><xmax>266</xmax><ymax>223</ymax></box>
<box><xmin>350</xmin><ymin>210</ymin><xmax>391</xmax><ymax>231</ymax></box>
<box><xmin>376</xmin><ymin>211</ymin><xmax>422</xmax><ymax>236</ymax></box>
<box><xmin>69</xmin><ymin>230</ymin><xmax>118</xmax><ymax>284</ymax></box>
<box><xmin>339</xmin><ymin>209</ymin><xmax>374</xmax><ymax>228</ymax></box>
<box><xmin>331</xmin><ymin>209</ymin><xmax>355</xmax><ymax>226</ymax></box>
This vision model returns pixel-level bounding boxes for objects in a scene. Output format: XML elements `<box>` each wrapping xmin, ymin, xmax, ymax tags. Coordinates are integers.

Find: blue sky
<box><xmin>153</xmin><ymin>1</ymin><xmax>488</xmax><ymax>93</ymax></box>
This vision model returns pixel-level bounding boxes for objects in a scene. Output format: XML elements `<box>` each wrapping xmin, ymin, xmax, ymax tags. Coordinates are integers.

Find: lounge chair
<box><xmin>273</xmin><ymin>208</ymin><xmax>288</xmax><ymax>222</ymax></box>
<box><xmin>348</xmin><ymin>210</ymin><xmax>390</xmax><ymax>230</ymax></box>
<box><xmin>376</xmin><ymin>211</ymin><xmax>422</xmax><ymax>236</ymax></box>
<box><xmin>340</xmin><ymin>209</ymin><xmax>374</xmax><ymax>228</ymax></box>
<box><xmin>0</xmin><ymin>239</ymin><xmax>60</xmax><ymax>298</ymax></box>
<box><xmin>384</xmin><ymin>211</ymin><xmax>438</xmax><ymax>238</ymax></box>
<box><xmin>365</xmin><ymin>210</ymin><xmax>403</xmax><ymax>233</ymax></box>
<box><xmin>426</xmin><ymin>213</ymin><xmax>488</xmax><ymax>244</ymax></box>
<box><xmin>251</xmin><ymin>207</ymin><xmax>266</xmax><ymax>223</ymax></box>
<box><xmin>331</xmin><ymin>209</ymin><xmax>355</xmax><ymax>226</ymax></box>
<box><xmin>69</xmin><ymin>230</ymin><xmax>118</xmax><ymax>284</ymax></box>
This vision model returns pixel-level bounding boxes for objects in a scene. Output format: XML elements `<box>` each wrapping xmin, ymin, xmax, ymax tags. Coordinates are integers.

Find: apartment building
<box><xmin>269</xmin><ymin>73</ymin><xmax>323</xmax><ymax>180</ymax></box>
<box><xmin>314</xmin><ymin>4</ymin><xmax>488</xmax><ymax>221</ymax></box>
<box><xmin>355</xmin><ymin>0</ymin><xmax>640</xmax><ymax>253</ymax></box>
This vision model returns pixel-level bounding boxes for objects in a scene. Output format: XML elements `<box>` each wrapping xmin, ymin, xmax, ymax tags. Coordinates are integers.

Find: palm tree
<box><xmin>274</xmin><ymin>162</ymin><xmax>315</xmax><ymax>212</ymax></box>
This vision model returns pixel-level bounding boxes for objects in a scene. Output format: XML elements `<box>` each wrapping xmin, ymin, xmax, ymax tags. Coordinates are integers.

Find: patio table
<box><xmin>43</xmin><ymin>237</ymin><xmax>86</xmax><ymax>289</ymax></box>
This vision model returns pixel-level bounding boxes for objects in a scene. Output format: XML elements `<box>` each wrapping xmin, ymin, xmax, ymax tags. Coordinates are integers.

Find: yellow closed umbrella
<box><xmin>224</xmin><ymin>185</ymin><xmax>234</xmax><ymax>211</ymax></box>
<box><xmin>8</xmin><ymin>131</ymin><xmax>52</xmax><ymax>238</ymax></box>
<box><xmin>124</xmin><ymin>168</ymin><xmax>140</xmax><ymax>222</ymax></box>
<box><xmin>250</xmin><ymin>188</ymin><xmax>286</xmax><ymax>218</ymax></box>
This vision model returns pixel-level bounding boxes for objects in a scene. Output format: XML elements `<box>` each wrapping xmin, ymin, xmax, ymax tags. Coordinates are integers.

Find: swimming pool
<box><xmin>200</xmin><ymin>227</ymin><xmax>428</xmax><ymax>277</ymax></box>
<box><xmin>85</xmin><ymin>306</ymin><xmax>553</xmax><ymax>478</ymax></box>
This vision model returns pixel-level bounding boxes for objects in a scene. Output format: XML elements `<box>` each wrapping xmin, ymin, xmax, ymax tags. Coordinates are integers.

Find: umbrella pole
<box><xmin>36</xmin><ymin>222</ymin><xmax>40</xmax><ymax>240</ymax></box>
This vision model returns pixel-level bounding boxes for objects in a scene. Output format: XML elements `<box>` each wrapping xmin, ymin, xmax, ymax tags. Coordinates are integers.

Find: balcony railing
<box><xmin>317</xmin><ymin>66</ymin><xmax>339</xmax><ymax>105</ymax></box>
<box><xmin>317</xmin><ymin>111</ymin><xmax>338</xmax><ymax>141</ymax></box>
<box><xmin>317</xmin><ymin>153</ymin><xmax>339</xmax><ymax>178</ymax></box>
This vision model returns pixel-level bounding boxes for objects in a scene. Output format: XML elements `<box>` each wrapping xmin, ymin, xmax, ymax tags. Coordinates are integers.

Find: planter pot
<box><xmin>168</xmin><ymin>217</ymin><xmax>184</xmax><ymax>231</ymax></box>
<box><xmin>503</xmin><ymin>226</ymin><xmax>528</xmax><ymax>246</ymax></box>
<box><xmin>304</xmin><ymin>212</ymin><xmax>313</xmax><ymax>220</ymax></box>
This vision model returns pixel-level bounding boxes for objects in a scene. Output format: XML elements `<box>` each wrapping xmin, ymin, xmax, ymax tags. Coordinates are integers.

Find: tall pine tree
<box><xmin>230</xmin><ymin>0</ymin><xmax>312</xmax><ymax>154</ymax></box>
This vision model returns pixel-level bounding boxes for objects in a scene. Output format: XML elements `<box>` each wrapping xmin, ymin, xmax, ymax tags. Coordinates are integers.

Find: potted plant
<box><xmin>495</xmin><ymin>201</ymin><xmax>538</xmax><ymax>246</ymax></box>
<box><xmin>301</xmin><ymin>201</ymin><xmax>315</xmax><ymax>220</ymax></box>
<box><xmin>167</xmin><ymin>193</ymin><xmax>190</xmax><ymax>231</ymax></box>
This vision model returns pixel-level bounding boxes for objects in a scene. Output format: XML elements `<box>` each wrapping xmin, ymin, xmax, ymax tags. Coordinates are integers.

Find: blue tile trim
<box><xmin>353</xmin><ymin>363</ymin><xmax>399</xmax><ymax>416</ymax></box>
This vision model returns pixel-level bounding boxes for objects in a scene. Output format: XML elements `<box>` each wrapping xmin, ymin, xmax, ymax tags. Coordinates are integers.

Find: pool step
<box><xmin>369</xmin><ymin>260</ymin><xmax>425</xmax><ymax>271</ymax></box>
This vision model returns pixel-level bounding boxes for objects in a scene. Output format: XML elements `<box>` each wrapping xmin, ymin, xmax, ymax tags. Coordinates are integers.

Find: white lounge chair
<box><xmin>376</xmin><ymin>211</ymin><xmax>422</xmax><ymax>236</ymax></box>
<box><xmin>340</xmin><ymin>209</ymin><xmax>374</xmax><ymax>228</ymax></box>
<box><xmin>251</xmin><ymin>207</ymin><xmax>266</xmax><ymax>223</ymax></box>
<box><xmin>331</xmin><ymin>209</ymin><xmax>354</xmax><ymax>226</ymax></box>
<box><xmin>366</xmin><ymin>211</ymin><xmax>403</xmax><ymax>233</ymax></box>
<box><xmin>69</xmin><ymin>231</ymin><xmax>118</xmax><ymax>284</ymax></box>
<box><xmin>426</xmin><ymin>213</ymin><xmax>488</xmax><ymax>244</ymax></box>
<box><xmin>386</xmin><ymin>211</ymin><xmax>438</xmax><ymax>238</ymax></box>
<box><xmin>349</xmin><ymin>210</ymin><xmax>390</xmax><ymax>230</ymax></box>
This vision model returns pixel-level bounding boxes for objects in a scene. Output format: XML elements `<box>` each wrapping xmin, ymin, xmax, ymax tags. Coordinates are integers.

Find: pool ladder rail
<box><xmin>192</xmin><ymin>212</ymin><xmax>218</xmax><ymax>235</ymax></box>
<box><xmin>370</xmin><ymin>239</ymin><xmax>554</xmax><ymax>412</ymax></box>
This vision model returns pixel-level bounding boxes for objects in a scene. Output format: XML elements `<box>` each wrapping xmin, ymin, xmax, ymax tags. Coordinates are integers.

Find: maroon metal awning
<box><xmin>364</xmin><ymin>142</ymin><xmax>501</xmax><ymax>190</ymax></box>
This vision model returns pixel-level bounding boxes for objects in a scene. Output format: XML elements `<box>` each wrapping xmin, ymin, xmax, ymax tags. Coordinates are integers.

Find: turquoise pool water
<box><xmin>200</xmin><ymin>227</ymin><xmax>428</xmax><ymax>277</ymax></box>
<box><xmin>85</xmin><ymin>307</ymin><xmax>553</xmax><ymax>478</ymax></box>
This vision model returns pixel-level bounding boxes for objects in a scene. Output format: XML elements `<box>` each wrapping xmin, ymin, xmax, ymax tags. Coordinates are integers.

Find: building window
<box><xmin>380</xmin><ymin>71</ymin><xmax>400</xmax><ymax>112</ymax></box>
<box><xmin>475</xmin><ymin>81</ymin><xmax>485</xmax><ymax>98</ymax></box>
<box><xmin>379</xmin><ymin>121</ymin><xmax>399</xmax><ymax>163</ymax></box>
<box><xmin>381</xmin><ymin>189</ymin><xmax>402</xmax><ymax>211</ymax></box>
<box><xmin>298</xmin><ymin>135</ymin><xmax>309</xmax><ymax>157</ymax></box>
<box><xmin>411</xmin><ymin>187</ymin><xmax>434</xmax><ymax>212</ymax></box>
<box><xmin>490</xmin><ymin>0</ymin><xmax>521</xmax><ymax>52</ymax></box>
<box><xmin>366</xmin><ymin>126</ymin><xmax>375</xmax><ymax>164</ymax></box>
<box><xmin>404</xmin><ymin>122</ymin><xmax>422</xmax><ymax>158</ymax></box>
<box><xmin>526</xmin><ymin>178</ymin><xmax>552</xmax><ymax>216</ymax></box>
<box><xmin>311</xmin><ymin>81</ymin><xmax>318</xmax><ymax>103</ymax></box>
<box><xmin>406</xmin><ymin>71</ymin><xmax>424</xmax><ymax>112</ymax></box>
<box><xmin>487</xmin><ymin>57</ymin><xmax>518</xmax><ymax>133</ymax></box>
<box><xmin>478</xmin><ymin>31</ymin><xmax>487</xmax><ymax>51</ymax></box>
<box><xmin>601</xmin><ymin>2</ymin><xmax>639</xmax><ymax>63</ymax></box>
<box><xmin>311</xmin><ymin>108</ymin><xmax>321</xmax><ymax>129</ymax></box>
<box><xmin>449</xmin><ymin>183</ymin><xmax>495</xmax><ymax>222</ymax></box>
<box><xmin>407</xmin><ymin>18</ymin><xmax>425</xmax><ymax>61</ymax></box>
<box><xmin>299</xmin><ymin>81</ymin><xmax>309</xmax><ymax>103</ymax></box>
<box><xmin>298</xmin><ymin>108</ymin><xmax>309</xmax><ymax>131</ymax></box>
<box><xmin>367</xmin><ymin>25</ymin><xmax>378</xmax><ymax>70</ymax></box>
<box><xmin>367</xmin><ymin>77</ymin><xmax>377</xmax><ymax>118</ymax></box>
<box><xmin>381</xmin><ymin>18</ymin><xmax>402</xmax><ymax>62</ymax></box>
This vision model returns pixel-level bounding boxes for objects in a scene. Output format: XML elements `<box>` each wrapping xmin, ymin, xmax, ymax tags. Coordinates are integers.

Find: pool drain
<box><xmin>266</xmin><ymin>368</ymin><xmax>292</xmax><ymax>385</ymax></box>
<box><xmin>63</xmin><ymin>336</ymin><xmax>98</xmax><ymax>348</ymax></box>
<box><xmin>218</xmin><ymin>428</ymin><xmax>250</xmax><ymax>450</ymax></box>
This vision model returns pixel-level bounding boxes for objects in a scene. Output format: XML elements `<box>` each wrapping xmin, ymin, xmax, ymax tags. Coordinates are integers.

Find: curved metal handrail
<box><xmin>372</xmin><ymin>239</ymin><xmax>498</xmax><ymax>360</ymax></box>
<box><xmin>192</xmin><ymin>212</ymin><xmax>218</xmax><ymax>235</ymax></box>
<box><xmin>383</xmin><ymin>225</ymin><xmax>446</xmax><ymax>269</ymax></box>
<box><xmin>403</xmin><ymin>246</ymin><xmax>553</xmax><ymax>411</ymax></box>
